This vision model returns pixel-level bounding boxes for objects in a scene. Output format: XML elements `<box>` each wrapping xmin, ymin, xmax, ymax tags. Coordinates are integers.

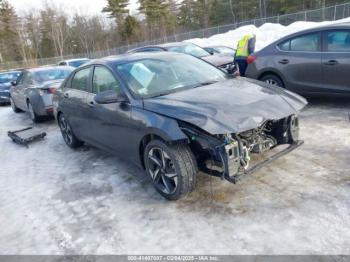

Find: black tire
<box><xmin>27</xmin><ymin>101</ymin><xmax>42</xmax><ymax>123</ymax></box>
<box><xmin>58</xmin><ymin>113</ymin><xmax>83</xmax><ymax>148</ymax></box>
<box><xmin>260</xmin><ymin>74</ymin><xmax>284</xmax><ymax>88</ymax></box>
<box><xmin>144</xmin><ymin>140</ymin><xmax>198</xmax><ymax>200</ymax></box>
<box><xmin>10</xmin><ymin>97</ymin><xmax>21</xmax><ymax>113</ymax></box>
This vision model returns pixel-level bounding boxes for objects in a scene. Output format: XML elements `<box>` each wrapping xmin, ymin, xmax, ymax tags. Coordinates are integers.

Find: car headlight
<box><xmin>220</xmin><ymin>63</ymin><xmax>235</xmax><ymax>73</ymax></box>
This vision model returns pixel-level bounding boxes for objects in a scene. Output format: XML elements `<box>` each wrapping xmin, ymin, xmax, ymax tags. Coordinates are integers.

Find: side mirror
<box><xmin>11</xmin><ymin>80</ymin><xmax>18</xmax><ymax>86</ymax></box>
<box><xmin>209</xmin><ymin>51</ymin><xmax>214</xmax><ymax>55</ymax></box>
<box><xmin>94</xmin><ymin>90</ymin><xmax>128</xmax><ymax>104</ymax></box>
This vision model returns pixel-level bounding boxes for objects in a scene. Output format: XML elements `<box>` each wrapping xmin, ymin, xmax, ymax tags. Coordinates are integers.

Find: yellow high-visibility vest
<box><xmin>236</xmin><ymin>35</ymin><xmax>252</xmax><ymax>57</ymax></box>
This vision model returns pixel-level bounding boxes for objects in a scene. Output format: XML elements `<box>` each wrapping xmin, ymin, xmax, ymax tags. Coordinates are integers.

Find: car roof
<box><xmin>61</xmin><ymin>58</ymin><xmax>89</xmax><ymax>63</ymax></box>
<box><xmin>204</xmin><ymin>45</ymin><xmax>234</xmax><ymax>49</ymax></box>
<box><xmin>280</xmin><ymin>22</ymin><xmax>350</xmax><ymax>41</ymax></box>
<box><xmin>129</xmin><ymin>42</ymin><xmax>196</xmax><ymax>52</ymax></box>
<box><xmin>158</xmin><ymin>42</ymin><xmax>193</xmax><ymax>48</ymax></box>
<box><xmin>26</xmin><ymin>66</ymin><xmax>74</xmax><ymax>72</ymax></box>
<box><xmin>263</xmin><ymin>21</ymin><xmax>350</xmax><ymax>49</ymax></box>
<box><xmin>85</xmin><ymin>51</ymin><xmax>188</xmax><ymax>66</ymax></box>
<box><xmin>0</xmin><ymin>70</ymin><xmax>22</xmax><ymax>74</ymax></box>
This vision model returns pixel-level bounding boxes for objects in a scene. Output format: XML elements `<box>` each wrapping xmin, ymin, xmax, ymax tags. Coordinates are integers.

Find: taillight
<box><xmin>47</xmin><ymin>88</ymin><xmax>57</xmax><ymax>94</ymax></box>
<box><xmin>247</xmin><ymin>55</ymin><xmax>257</xmax><ymax>64</ymax></box>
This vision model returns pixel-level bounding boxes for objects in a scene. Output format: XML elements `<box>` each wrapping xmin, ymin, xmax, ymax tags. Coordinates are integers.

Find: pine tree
<box><xmin>102</xmin><ymin>0</ymin><xmax>129</xmax><ymax>26</ymax></box>
<box><xmin>0</xmin><ymin>0</ymin><xmax>21</xmax><ymax>62</ymax></box>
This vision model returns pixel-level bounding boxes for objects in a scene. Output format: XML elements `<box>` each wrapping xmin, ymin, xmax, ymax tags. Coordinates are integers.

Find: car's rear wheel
<box><xmin>260</xmin><ymin>74</ymin><xmax>284</xmax><ymax>88</ymax></box>
<box><xmin>144</xmin><ymin>140</ymin><xmax>197</xmax><ymax>200</ymax></box>
<box><xmin>10</xmin><ymin>97</ymin><xmax>21</xmax><ymax>113</ymax></box>
<box><xmin>27</xmin><ymin>101</ymin><xmax>42</xmax><ymax>123</ymax></box>
<box><xmin>58</xmin><ymin>113</ymin><xmax>83</xmax><ymax>148</ymax></box>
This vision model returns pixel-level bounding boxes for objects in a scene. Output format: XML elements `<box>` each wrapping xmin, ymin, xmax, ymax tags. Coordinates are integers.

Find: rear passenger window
<box><xmin>327</xmin><ymin>30</ymin><xmax>350</xmax><ymax>52</ymax></box>
<box><xmin>71</xmin><ymin>68</ymin><xmax>90</xmax><ymax>91</ymax></box>
<box><xmin>290</xmin><ymin>33</ymin><xmax>320</xmax><ymax>52</ymax></box>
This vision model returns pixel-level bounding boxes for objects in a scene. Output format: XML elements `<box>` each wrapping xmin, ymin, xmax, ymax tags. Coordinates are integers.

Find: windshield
<box><xmin>115</xmin><ymin>54</ymin><xmax>227</xmax><ymax>98</ymax></box>
<box><xmin>0</xmin><ymin>71</ymin><xmax>21</xmax><ymax>83</ymax></box>
<box><xmin>215</xmin><ymin>46</ymin><xmax>235</xmax><ymax>55</ymax></box>
<box><xmin>32</xmin><ymin>68</ymin><xmax>73</xmax><ymax>83</ymax></box>
<box><xmin>167</xmin><ymin>43</ymin><xmax>211</xmax><ymax>58</ymax></box>
<box><xmin>69</xmin><ymin>59</ymin><xmax>89</xmax><ymax>68</ymax></box>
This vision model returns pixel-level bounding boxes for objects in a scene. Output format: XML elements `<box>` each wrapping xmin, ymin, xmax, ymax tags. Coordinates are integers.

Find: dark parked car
<box><xmin>54</xmin><ymin>52</ymin><xmax>307</xmax><ymax>200</ymax></box>
<box><xmin>0</xmin><ymin>70</ymin><xmax>22</xmax><ymax>105</ymax></box>
<box><xmin>128</xmin><ymin>42</ymin><xmax>236</xmax><ymax>73</ymax></box>
<box><xmin>246</xmin><ymin>23</ymin><xmax>350</xmax><ymax>95</ymax></box>
<box><xmin>10</xmin><ymin>66</ymin><xmax>74</xmax><ymax>122</ymax></box>
<box><xmin>204</xmin><ymin>46</ymin><xmax>236</xmax><ymax>57</ymax></box>
<box><xmin>58</xmin><ymin>58</ymin><xmax>90</xmax><ymax>68</ymax></box>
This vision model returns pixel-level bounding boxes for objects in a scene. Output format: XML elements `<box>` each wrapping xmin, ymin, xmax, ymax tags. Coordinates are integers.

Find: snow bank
<box><xmin>186</xmin><ymin>17</ymin><xmax>350</xmax><ymax>51</ymax></box>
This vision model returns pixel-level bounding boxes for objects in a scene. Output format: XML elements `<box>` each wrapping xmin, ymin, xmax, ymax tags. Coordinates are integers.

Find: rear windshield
<box><xmin>32</xmin><ymin>68</ymin><xmax>73</xmax><ymax>83</ymax></box>
<box><xmin>167</xmin><ymin>44</ymin><xmax>210</xmax><ymax>58</ymax></box>
<box><xmin>0</xmin><ymin>71</ymin><xmax>21</xmax><ymax>83</ymax></box>
<box><xmin>69</xmin><ymin>59</ymin><xmax>89</xmax><ymax>68</ymax></box>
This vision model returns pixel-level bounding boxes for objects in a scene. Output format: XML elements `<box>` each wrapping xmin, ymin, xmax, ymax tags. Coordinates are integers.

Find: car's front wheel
<box><xmin>58</xmin><ymin>113</ymin><xmax>83</xmax><ymax>148</ymax></box>
<box><xmin>260</xmin><ymin>74</ymin><xmax>284</xmax><ymax>88</ymax></box>
<box><xmin>144</xmin><ymin>140</ymin><xmax>197</xmax><ymax>200</ymax></box>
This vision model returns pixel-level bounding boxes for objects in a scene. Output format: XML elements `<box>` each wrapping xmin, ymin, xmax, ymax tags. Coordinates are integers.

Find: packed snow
<box><xmin>186</xmin><ymin>17</ymin><xmax>350</xmax><ymax>51</ymax></box>
<box><xmin>0</xmin><ymin>98</ymin><xmax>349</xmax><ymax>255</ymax></box>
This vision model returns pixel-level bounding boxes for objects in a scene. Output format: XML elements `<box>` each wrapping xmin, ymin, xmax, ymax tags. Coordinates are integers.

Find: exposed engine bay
<box><xmin>180</xmin><ymin>115</ymin><xmax>301</xmax><ymax>183</ymax></box>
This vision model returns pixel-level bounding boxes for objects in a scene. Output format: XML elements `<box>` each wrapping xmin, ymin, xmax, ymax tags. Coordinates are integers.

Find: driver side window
<box><xmin>93</xmin><ymin>66</ymin><xmax>121</xmax><ymax>94</ymax></box>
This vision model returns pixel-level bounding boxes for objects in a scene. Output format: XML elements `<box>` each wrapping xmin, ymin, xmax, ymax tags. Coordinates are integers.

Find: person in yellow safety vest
<box><xmin>235</xmin><ymin>34</ymin><xmax>256</xmax><ymax>77</ymax></box>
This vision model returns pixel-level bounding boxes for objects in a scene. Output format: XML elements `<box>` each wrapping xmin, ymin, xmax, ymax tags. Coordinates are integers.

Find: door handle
<box><xmin>88</xmin><ymin>101</ymin><xmax>95</xmax><ymax>108</ymax></box>
<box><xmin>278</xmin><ymin>59</ymin><xmax>289</xmax><ymax>64</ymax></box>
<box><xmin>63</xmin><ymin>92</ymin><xmax>69</xmax><ymax>98</ymax></box>
<box><xmin>324</xmin><ymin>60</ymin><xmax>338</xmax><ymax>66</ymax></box>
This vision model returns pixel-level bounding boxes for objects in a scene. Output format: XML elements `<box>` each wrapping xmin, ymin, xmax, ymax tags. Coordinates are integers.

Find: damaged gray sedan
<box><xmin>54</xmin><ymin>52</ymin><xmax>307</xmax><ymax>200</ymax></box>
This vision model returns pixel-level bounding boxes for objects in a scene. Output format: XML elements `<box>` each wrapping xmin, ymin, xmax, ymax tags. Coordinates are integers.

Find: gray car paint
<box><xmin>55</xmin><ymin>52</ymin><xmax>307</xmax><ymax>168</ymax></box>
<box><xmin>10</xmin><ymin>67</ymin><xmax>73</xmax><ymax>116</ymax></box>
<box><xmin>245</xmin><ymin>23</ymin><xmax>350</xmax><ymax>95</ymax></box>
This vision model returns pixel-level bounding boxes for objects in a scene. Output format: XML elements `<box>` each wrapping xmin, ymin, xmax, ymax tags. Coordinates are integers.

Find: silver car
<box><xmin>10</xmin><ymin>66</ymin><xmax>73</xmax><ymax>122</ymax></box>
<box><xmin>246</xmin><ymin>23</ymin><xmax>350</xmax><ymax>95</ymax></box>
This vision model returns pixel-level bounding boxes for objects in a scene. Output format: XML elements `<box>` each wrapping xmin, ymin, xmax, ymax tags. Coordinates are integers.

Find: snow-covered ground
<box><xmin>186</xmin><ymin>17</ymin><xmax>350</xmax><ymax>51</ymax></box>
<box><xmin>0</xmin><ymin>97</ymin><xmax>349</xmax><ymax>255</ymax></box>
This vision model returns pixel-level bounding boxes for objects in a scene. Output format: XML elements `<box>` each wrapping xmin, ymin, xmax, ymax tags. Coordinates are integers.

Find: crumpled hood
<box><xmin>201</xmin><ymin>54</ymin><xmax>234</xmax><ymax>67</ymax></box>
<box><xmin>143</xmin><ymin>78</ymin><xmax>307</xmax><ymax>134</ymax></box>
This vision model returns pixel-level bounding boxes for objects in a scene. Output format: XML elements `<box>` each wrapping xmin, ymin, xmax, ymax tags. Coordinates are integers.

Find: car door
<box><xmin>60</xmin><ymin>66</ymin><xmax>92</xmax><ymax>140</ymax></box>
<box><xmin>321</xmin><ymin>29</ymin><xmax>350</xmax><ymax>94</ymax></box>
<box><xmin>85</xmin><ymin>65</ymin><xmax>132</xmax><ymax>156</ymax></box>
<box><xmin>12</xmin><ymin>71</ymin><xmax>31</xmax><ymax>110</ymax></box>
<box><xmin>276</xmin><ymin>32</ymin><xmax>322</xmax><ymax>93</ymax></box>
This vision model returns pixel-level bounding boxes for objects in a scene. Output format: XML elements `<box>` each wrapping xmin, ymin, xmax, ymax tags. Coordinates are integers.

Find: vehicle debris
<box><xmin>8</xmin><ymin>127</ymin><xmax>47</xmax><ymax>147</ymax></box>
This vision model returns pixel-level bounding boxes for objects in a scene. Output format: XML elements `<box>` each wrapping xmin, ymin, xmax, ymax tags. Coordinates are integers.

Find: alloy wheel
<box><xmin>265</xmin><ymin>79</ymin><xmax>278</xmax><ymax>86</ymax></box>
<box><xmin>59</xmin><ymin>115</ymin><xmax>73</xmax><ymax>145</ymax></box>
<box><xmin>147</xmin><ymin>147</ymin><xmax>178</xmax><ymax>195</ymax></box>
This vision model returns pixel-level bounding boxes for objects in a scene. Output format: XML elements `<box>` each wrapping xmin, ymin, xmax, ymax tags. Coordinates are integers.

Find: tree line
<box><xmin>0</xmin><ymin>0</ymin><xmax>348</xmax><ymax>64</ymax></box>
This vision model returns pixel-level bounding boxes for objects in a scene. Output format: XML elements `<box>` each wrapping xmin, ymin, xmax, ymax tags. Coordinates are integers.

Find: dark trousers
<box><xmin>236</xmin><ymin>58</ymin><xmax>248</xmax><ymax>77</ymax></box>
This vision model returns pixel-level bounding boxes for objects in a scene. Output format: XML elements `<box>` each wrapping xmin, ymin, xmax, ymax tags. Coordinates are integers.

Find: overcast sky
<box><xmin>9</xmin><ymin>0</ymin><xmax>139</xmax><ymax>16</ymax></box>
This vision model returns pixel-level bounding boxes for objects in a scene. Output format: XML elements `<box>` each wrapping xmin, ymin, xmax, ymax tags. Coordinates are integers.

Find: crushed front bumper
<box><xmin>203</xmin><ymin>140</ymin><xmax>304</xmax><ymax>183</ymax></box>
<box><xmin>224</xmin><ymin>140</ymin><xmax>304</xmax><ymax>183</ymax></box>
